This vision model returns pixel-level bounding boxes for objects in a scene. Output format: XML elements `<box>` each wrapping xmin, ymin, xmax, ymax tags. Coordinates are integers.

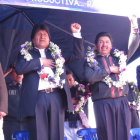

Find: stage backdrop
<box><xmin>0</xmin><ymin>4</ymin><xmax>139</xmax><ymax>82</ymax></box>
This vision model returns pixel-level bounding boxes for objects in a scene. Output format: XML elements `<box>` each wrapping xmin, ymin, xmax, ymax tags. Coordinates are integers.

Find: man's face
<box><xmin>66</xmin><ymin>74</ymin><xmax>75</xmax><ymax>88</ymax></box>
<box><xmin>95</xmin><ymin>36</ymin><xmax>112</xmax><ymax>56</ymax></box>
<box><xmin>32</xmin><ymin>30</ymin><xmax>50</xmax><ymax>49</ymax></box>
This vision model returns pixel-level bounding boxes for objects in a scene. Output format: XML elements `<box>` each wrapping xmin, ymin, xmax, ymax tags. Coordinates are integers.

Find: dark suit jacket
<box><xmin>0</xmin><ymin>63</ymin><xmax>8</xmax><ymax>113</ymax></box>
<box><xmin>4</xmin><ymin>82</ymin><xmax>21</xmax><ymax>120</ymax></box>
<box><xmin>63</xmin><ymin>37</ymin><xmax>84</xmax><ymax>64</ymax></box>
<box><xmin>15</xmin><ymin>37</ymin><xmax>82</xmax><ymax>117</ymax></box>
<box><xmin>136</xmin><ymin>65</ymin><xmax>140</xmax><ymax>90</ymax></box>
<box><xmin>84</xmin><ymin>54</ymin><xmax>129</xmax><ymax>101</ymax></box>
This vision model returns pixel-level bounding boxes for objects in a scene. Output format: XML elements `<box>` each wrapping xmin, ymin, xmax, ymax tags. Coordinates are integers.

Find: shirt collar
<box><xmin>97</xmin><ymin>53</ymin><xmax>110</xmax><ymax>57</ymax></box>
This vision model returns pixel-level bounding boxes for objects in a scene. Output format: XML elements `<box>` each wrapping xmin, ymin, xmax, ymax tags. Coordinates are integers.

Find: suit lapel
<box><xmin>45</xmin><ymin>48</ymin><xmax>56</xmax><ymax>73</ymax></box>
<box><xmin>45</xmin><ymin>49</ymin><xmax>53</xmax><ymax>59</ymax></box>
<box><xmin>31</xmin><ymin>48</ymin><xmax>41</xmax><ymax>59</ymax></box>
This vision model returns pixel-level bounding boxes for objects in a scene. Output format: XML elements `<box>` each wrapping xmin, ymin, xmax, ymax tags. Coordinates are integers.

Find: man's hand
<box><xmin>110</xmin><ymin>65</ymin><xmax>120</xmax><ymax>74</ymax></box>
<box><xmin>71</xmin><ymin>23</ymin><xmax>81</xmax><ymax>33</ymax></box>
<box><xmin>41</xmin><ymin>58</ymin><xmax>55</xmax><ymax>68</ymax></box>
<box><xmin>129</xmin><ymin>15</ymin><xmax>138</xmax><ymax>28</ymax></box>
<box><xmin>4</xmin><ymin>67</ymin><xmax>13</xmax><ymax>78</ymax></box>
<box><xmin>0</xmin><ymin>112</ymin><xmax>7</xmax><ymax>119</ymax></box>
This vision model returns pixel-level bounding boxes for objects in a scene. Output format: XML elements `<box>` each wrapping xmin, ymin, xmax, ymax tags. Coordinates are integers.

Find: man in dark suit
<box><xmin>84</xmin><ymin>32</ymin><xmax>131</xmax><ymax>140</ymax></box>
<box><xmin>3</xmin><ymin>65</ymin><xmax>23</xmax><ymax>140</ymax></box>
<box><xmin>128</xmin><ymin>15</ymin><xmax>140</xmax><ymax>129</ymax></box>
<box><xmin>0</xmin><ymin>63</ymin><xmax>8</xmax><ymax>140</ymax></box>
<box><xmin>15</xmin><ymin>23</ymin><xmax>83</xmax><ymax>140</ymax></box>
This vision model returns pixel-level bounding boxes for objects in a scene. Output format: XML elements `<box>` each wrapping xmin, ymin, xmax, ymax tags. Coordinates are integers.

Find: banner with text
<box><xmin>0</xmin><ymin>0</ymin><xmax>139</xmax><ymax>17</ymax></box>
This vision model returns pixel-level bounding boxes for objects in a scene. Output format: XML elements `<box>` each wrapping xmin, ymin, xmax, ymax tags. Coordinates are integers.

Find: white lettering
<box><xmin>50</xmin><ymin>0</ymin><xmax>54</xmax><ymax>3</ymax></box>
<box><xmin>28</xmin><ymin>0</ymin><xmax>84</xmax><ymax>7</ymax></box>
<box><xmin>65</xmin><ymin>0</ymin><xmax>69</xmax><ymax>5</ymax></box>
<box><xmin>87</xmin><ymin>0</ymin><xmax>94</xmax><ymax>7</ymax></box>
<box><xmin>74</xmin><ymin>0</ymin><xmax>80</xmax><ymax>6</ymax></box>
<box><xmin>55</xmin><ymin>0</ymin><xmax>61</xmax><ymax>4</ymax></box>
<box><xmin>44</xmin><ymin>0</ymin><xmax>49</xmax><ymax>2</ymax></box>
<box><xmin>62</xmin><ymin>0</ymin><xmax>64</xmax><ymax>4</ymax></box>
<box><xmin>68</xmin><ymin>0</ymin><xmax>74</xmax><ymax>5</ymax></box>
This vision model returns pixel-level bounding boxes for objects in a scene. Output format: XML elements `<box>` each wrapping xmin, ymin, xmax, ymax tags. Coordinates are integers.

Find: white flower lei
<box><xmin>20</xmin><ymin>41</ymin><xmax>65</xmax><ymax>88</ymax></box>
<box><xmin>73</xmin><ymin>82</ymin><xmax>91</xmax><ymax>113</ymax></box>
<box><xmin>20</xmin><ymin>41</ymin><xmax>33</xmax><ymax>61</ymax></box>
<box><xmin>86</xmin><ymin>47</ymin><xmax>127</xmax><ymax>89</ymax></box>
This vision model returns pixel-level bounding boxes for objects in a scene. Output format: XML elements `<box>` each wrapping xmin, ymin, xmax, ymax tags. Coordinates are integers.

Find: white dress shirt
<box><xmin>36</xmin><ymin>48</ymin><xmax>56</xmax><ymax>90</ymax></box>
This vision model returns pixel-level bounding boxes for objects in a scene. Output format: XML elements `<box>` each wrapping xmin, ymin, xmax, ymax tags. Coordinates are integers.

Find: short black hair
<box><xmin>66</xmin><ymin>69</ymin><xmax>74</xmax><ymax>76</ymax></box>
<box><xmin>31</xmin><ymin>23</ymin><xmax>50</xmax><ymax>41</ymax></box>
<box><xmin>95</xmin><ymin>32</ymin><xmax>113</xmax><ymax>44</ymax></box>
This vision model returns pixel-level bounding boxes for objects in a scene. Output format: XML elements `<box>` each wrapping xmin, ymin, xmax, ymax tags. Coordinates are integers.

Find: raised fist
<box><xmin>129</xmin><ymin>15</ymin><xmax>138</xmax><ymax>28</ymax></box>
<box><xmin>71</xmin><ymin>23</ymin><xmax>81</xmax><ymax>33</ymax></box>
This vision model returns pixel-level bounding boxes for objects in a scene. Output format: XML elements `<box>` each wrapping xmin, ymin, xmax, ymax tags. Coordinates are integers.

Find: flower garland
<box><xmin>86</xmin><ymin>46</ymin><xmax>127</xmax><ymax>89</ymax></box>
<box><xmin>20</xmin><ymin>41</ymin><xmax>33</xmax><ymax>61</ymax></box>
<box><xmin>20</xmin><ymin>41</ymin><xmax>65</xmax><ymax>88</ymax></box>
<box><xmin>73</xmin><ymin>82</ymin><xmax>91</xmax><ymax>113</ymax></box>
<box><xmin>72</xmin><ymin>82</ymin><xmax>91</xmax><ymax>128</ymax></box>
<box><xmin>128</xmin><ymin>82</ymin><xmax>140</xmax><ymax>111</ymax></box>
